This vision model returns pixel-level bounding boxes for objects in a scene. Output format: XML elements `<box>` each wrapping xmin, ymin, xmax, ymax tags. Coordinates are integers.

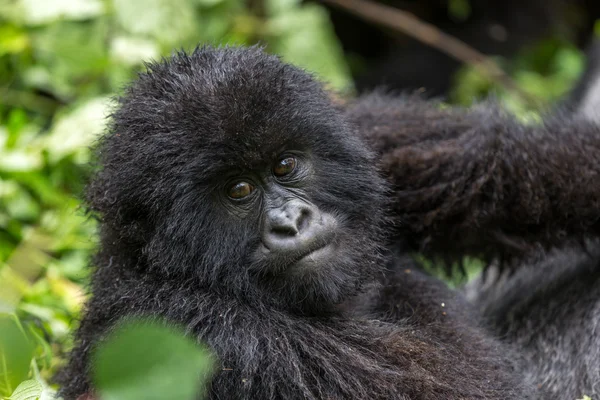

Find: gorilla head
<box><xmin>88</xmin><ymin>46</ymin><xmax>387</xmax><ymax>312</ymax></box>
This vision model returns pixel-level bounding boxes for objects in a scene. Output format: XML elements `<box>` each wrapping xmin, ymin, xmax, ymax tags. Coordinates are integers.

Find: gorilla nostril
<box><xmin>296</xmin><ymin>208</ymin><xmax>311</xmax><ymax>232</ymax></box>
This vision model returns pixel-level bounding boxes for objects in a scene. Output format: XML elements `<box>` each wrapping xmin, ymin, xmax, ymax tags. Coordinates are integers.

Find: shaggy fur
<box><xmin>465</xmin><ymin>244</ymin><xmax>600</xmax><ymax>399</ymax></box>
<box><xmin>56</xmin><ymin>46</ymin><xmax>526</xmax><ymax>399</ymax></box>
<box><xmin>464</xmin><ymin>48</ymin><xmax>600</xmax><ymax>400</ymax></box>
<box><xmin>346</xmin><ymin>47</ymin><xmax>600</xmax><ymax>399</ymax></box>
<box><xmin>348</xmin><ymin>93</ymin><xmax>600</xmax><ymax>261</ymax></box>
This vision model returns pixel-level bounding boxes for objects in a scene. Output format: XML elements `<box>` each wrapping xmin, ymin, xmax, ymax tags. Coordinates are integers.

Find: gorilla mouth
<box><xmin>292</xmin><ymin>243</ymin><xmax>334</xmax><ymax>268</ymax></box>
<box><xmin>254</xmin><ymin>239</ymin><xmax>336</xmax><ymax>276</ymax></box>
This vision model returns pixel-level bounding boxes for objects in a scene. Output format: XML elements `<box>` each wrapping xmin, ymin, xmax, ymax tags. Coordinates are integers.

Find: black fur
<box><xmin>464</xmin><ymin>45</ymin><xmax>600</xmax><ymax>400</ymax></box>
<box><xmin>347</xmin><ymin>47</ymin><xmax>600</xmax><ymax>399</ymax></box>
<box><xmin>349</xmin><ymin>92</ymin><xmax>600</xmax><ymax>263</ymax></box>
<box><xmin>57</xmin><ymin>46</ymin><xmax>527</xmax><ymax>399</ymax></box>
<box><xmin>465</xmin><ymin>244</ymin><xmax>600</xmax><ymax>399</ymax></box>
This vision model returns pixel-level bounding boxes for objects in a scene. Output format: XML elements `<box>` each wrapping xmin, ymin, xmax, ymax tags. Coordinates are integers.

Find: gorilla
<box><xmin>58</xmin><ymin>44</ymin><xmax>600</xmax><ymax>399</ymax></box>
<box><xmin>57</xmin><ymin>46</ymin><xmax>528</xmax><ymax>399</ymax></box>
<box><xmin>465</xmin><ymin>243</ymin><xmax>600</xmax><ymax>399</ymax></box>
<box><xmin>346</xmin><ymin>48</ymin><xmax>600</xmax><ymax>398</ymax></box>
<box><xmin>465</xmin><ymin>44</ymin><xmax>600</xmax><ymax>399</ymax></box>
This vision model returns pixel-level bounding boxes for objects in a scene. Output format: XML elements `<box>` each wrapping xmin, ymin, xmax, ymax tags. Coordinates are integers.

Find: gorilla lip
<box><xmin>293</xmin><ymin>243</ymin><xmax>334</xmax><ymax>266</ymax></box>
<box><xmin>257</xmin><ymin>240</ymin><xmax>334</xmax><ymax>273</ymax></box>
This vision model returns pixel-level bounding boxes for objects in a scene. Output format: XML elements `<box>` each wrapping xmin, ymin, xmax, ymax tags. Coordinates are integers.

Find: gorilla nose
<box><xmin>263</xmin><ymin>200</ymin><xmax>327</xmax><ymax>253</ymax></box>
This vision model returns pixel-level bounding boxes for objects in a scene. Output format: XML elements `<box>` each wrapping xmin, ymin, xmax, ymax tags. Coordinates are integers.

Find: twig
<box><xmin>321</xmin><ymin>0</ymin><xmax>539</xmax><ymax>106</ymax></box>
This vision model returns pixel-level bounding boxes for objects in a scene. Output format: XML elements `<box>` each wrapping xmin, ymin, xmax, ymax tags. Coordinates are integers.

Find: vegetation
<box><xmin>0</xmin><ymin>0</ymin><xmax>588</xmax><ymax>399</ymax></box>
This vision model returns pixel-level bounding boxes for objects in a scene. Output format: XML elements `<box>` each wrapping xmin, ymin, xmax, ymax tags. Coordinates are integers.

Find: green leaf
<box><xmin>266</xmin><ymin>0</ymin><xmax>300</xmax><ymax>16</ymax></box>
<box><xmin>7</xmin><ymin>376</ymin><xmax>57</xmax><ymax>400</ymax></box>
<box><xmin>192</xmin><ymin>0</ymin><xmax>225</xmax><ymax>7</ymax></box>
<box><xmin>43</xmin><ymin>97</ymin><xmax>110</xmax><ymax>164</ymax></box>
<box><xmin>0</xmin><ymin>25</ymin><xmax>29</xmax><ymax>56</ymax></box>
<box><xmin>0</xmin><ymin>1</ymin><xmax>26</xmax><ymax>24</ymax></box>
<box><xmin>93</xmin><ymin>318</ymin><xmax>215</xmax><ymax>400</ymax></box>
<box><xmin>21</xmin><ymin>0</ymin><xmax>105</xmax><ymax>25</ymax></box>
<box><xmin>30</xmin><ymin>21</ymin><xmax>109</xmax><ymax>98</ymax></box>
<box><xmin>0</xmin><ymin>151</ymin><xmax>43</xmax><ymax>172</ymax></box>
<box><xmin>7</xmin><ymin>379</ymin><xmax>41</xmax><ymax>400</ymax></box>
<box><xmin>266</xmin><ymin>3</ymin><xmax>352</xmax><ymax>91</ymax></box>
<box><xmin>109</xmin><ymin>36</ymin><xmax>160</xmax><ymax>67</ymax></box>
<box><xmin>3</xmin><ymin>172</ymin><xmax>70</xmax><ymax>207</ymax></box>
<box><xmin>26</xmin><ymin>326</ymin><xmax>53</xmax><ymax>372</ymax></box>
<box><xmin>0</xmin><ymin>315</ymin><xmax>34</xmax><ymax>397</ymax></box>
<box><xmin>6</xmin><ymin>109</ymin><xmax>28</xmax><ymax>149</ymax></box>
<box><xmin>3</xmin><ymin>184</ymin><xmax>40</xmax><ymax>222</ymax></box>
<box><xmin>113</xmin><ymin>0</ymin><xmax>198</xmax><ymax>47</ymax></box>
<box><xmin>448</xmin><ymin>0</ymin><xmax>471</xmax><ymax>21</ymax></box>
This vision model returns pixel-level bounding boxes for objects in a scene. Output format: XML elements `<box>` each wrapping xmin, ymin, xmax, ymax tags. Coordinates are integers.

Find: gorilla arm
<box><xmin>348</xmin><ymin>93</ymin><xmax>600</xmax><ymax>260</ymax></box>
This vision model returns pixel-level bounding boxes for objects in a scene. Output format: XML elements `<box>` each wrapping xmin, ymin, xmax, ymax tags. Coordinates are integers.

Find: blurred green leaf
<box><xmin>26</xmin><ymin>326</ymin><xmax>53</xmax><ymax>372</ymax></box>
<box><xmin>43</xmin><ymin>97</ymin><xmax>110</xmax><ymax>164</ymax></box>
<box><xmin>266</xmin><ymin>3</ymin><xmax>352</xmax><ymax>91</ymax></box>
<box><xmin>6</xmin><ymin>109</ymin><xmax>28</xmax><ymax>149</ymax></box>
<box><xmin>113</xmin><ymin>0</ymin><xmax>198</xmax><ymax>48</ymax></box>
<box><xmin>0</xmin><ymin>267</ymin><xmax>29</xmax><ymax>313</ymax></box>
<box><xmin>0</xmin><ymin>25</ymin><xmax>29</xmax><ymax>56</ymax></box>
<box><xmin>192</xmin><ymin>0</ymin><xmax>225</xmax><ymax>7</ymax></box>
<box><xmin>0</xmin><ymin>152</ymin><xmax>43</xmax><ymax>172</ymax></box>
<box><xmin>109</xmin><ymin>36</ymin><xmax>160</xmax><ymax>66</ymax></box>
<box><xmin>21</xmin><ymin>0</ymin><xmax>105</xmax><ymax>25</ymax></box>
<box><xmin>7</xmin><ymin>379</ymin><xmax>41</xmax><ymax>400</ymax></box>
<box><xmin>0</xmin><ymin>315</ymin><xmax>34</xmax><ymax>397</ymax></box>
<box><xmin>2</xmin><ymin>183</ymin><xmax>40</xmax><ymax>222</ymax></box>
<box><xmin>448</xmin><ymin>0</ymin><xmax>471</xmax><ymax>21</ymax></box>
<box><xmin>0</xmin><ymin>1</ymin><xmax>26</xmax><ymax>24</ymax></box>
<box><xmin>451</xmin><ymin>39</ymin><xmax>584</xmax><ymax>114</ymax></box>
<box><xmin>30</xmin><ymin>21</ymin><xmax>109</xmax><ymax>98</ymax></box>
<box><xmin>94</xmin><ymin>319</ymin><xmax>215</xmax><ymax>400</ymax></box>
<box><xmin>266</xmin><ymin>0</ymin><xmax>299</xmax><ymax>15</ymax></box>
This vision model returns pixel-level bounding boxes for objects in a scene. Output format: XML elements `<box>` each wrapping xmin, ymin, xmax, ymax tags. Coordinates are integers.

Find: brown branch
<box><xmin>321</xmin><ymin>0</ymin><xmax>539</xmax><ymax>106</ymax></box>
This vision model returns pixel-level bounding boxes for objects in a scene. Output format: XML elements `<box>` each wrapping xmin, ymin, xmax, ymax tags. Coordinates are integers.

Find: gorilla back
<box><xmin>57</xmin><ymin>46</ymin><xmax>525</xmax><ymax>399</ymax></box>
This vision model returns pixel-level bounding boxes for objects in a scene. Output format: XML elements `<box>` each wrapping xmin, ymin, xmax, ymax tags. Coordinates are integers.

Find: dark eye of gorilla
<box><xmin>228</xmin><ymin>181</ymin><xmax>254</xmax><ymax>199</ymax></box>
<box><xmin>273</xmin><ymin>156</ymin><xmax>297</xmax><ymax>177</ymax></box>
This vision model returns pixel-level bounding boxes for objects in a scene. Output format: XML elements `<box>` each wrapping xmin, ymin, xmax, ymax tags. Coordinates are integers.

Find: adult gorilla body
<box><xmin>347</xmin><ymin>85</ymin><xmax>600</xmax><ymax>399</ymax></box>
<box><xmin>57</xmin><ymin>47</ymin><xmax>525</xmax><ymax>399</ymax></box>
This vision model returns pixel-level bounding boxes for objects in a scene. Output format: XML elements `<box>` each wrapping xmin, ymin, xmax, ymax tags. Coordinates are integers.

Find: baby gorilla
<box><xmin>57</xmin><ymin>46</ymin><xmax>526</xmax><ymax>399</ymax></box>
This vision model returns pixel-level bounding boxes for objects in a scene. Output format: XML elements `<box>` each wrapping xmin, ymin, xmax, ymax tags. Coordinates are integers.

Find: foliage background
<box><xmin>0</xmin><ymin>0</ymin><xmax>590</xmax><ymax>398</ymax></box>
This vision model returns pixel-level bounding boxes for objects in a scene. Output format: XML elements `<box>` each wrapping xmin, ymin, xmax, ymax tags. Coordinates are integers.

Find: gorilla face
<box><xmin>88</xmin><ymin>46</ymin><xmax>388</xmax><ymax>311</ymax></box>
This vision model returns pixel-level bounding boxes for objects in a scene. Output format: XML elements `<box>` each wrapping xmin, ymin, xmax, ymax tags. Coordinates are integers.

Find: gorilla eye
<box><xmin>273</xmin><ymin>157</ymin><xmax>297</xmax><ymax>177</ymax></box>
<box><xmin>228</xmin><ymin>181</ymin><xmax>254</xmax><ymax>199</ymax></box>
